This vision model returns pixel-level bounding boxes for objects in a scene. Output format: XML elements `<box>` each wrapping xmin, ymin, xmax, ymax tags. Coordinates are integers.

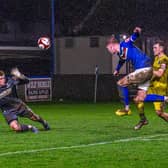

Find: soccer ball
<box><xmin>37</xmin><ymin>37</ymin><xmax>51</xmax><ymax>50</ymax></box>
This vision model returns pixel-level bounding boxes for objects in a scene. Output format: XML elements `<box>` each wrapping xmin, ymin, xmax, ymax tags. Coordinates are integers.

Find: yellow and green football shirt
<box><xmin>148</xmin><ymin>54</ymin><xmax>168</xmax><ymax>95</ymax></box>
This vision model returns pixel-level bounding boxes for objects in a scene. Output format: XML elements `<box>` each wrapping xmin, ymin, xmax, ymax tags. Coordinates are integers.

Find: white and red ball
<box><xmin>37</xmin><ymin>37</ymin><xmax>51</xmax><ymax>50</ymax></box>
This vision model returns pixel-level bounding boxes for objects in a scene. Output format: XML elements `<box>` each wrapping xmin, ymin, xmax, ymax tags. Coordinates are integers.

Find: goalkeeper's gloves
<box><xmin>11</xmin><ymin>67</ymin><xmax>25</xmax><ymax>79</ymax></box>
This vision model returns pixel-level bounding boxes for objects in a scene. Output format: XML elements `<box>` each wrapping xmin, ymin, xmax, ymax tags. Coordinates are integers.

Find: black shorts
<box><xmin>3</xmin><ymin>103</ymin><xmax>34</xmax><ymax>124</ymax></box>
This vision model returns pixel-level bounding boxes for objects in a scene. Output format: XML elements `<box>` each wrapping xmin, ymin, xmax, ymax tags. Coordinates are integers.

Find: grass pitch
<box><xmin>0</xmin><ymin>102</ymin><xmax>168</xmax><ymax>168</ymax></box>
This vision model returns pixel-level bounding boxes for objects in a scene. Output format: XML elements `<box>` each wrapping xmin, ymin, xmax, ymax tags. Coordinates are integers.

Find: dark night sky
<box><xmin>0</xmin><ymin>0</ymin><xmax>168</xmax><ymax>36</ymax></box>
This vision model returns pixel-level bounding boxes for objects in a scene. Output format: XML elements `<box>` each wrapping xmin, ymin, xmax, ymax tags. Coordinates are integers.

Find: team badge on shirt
<box><xmin>120</xmin><ymin>47</ymin><xmax>128</xmax><ymax>60</ymax></box>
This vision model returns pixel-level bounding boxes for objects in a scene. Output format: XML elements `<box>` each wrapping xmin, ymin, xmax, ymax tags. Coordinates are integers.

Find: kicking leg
<box><xmin>24</xmin><ymin>104</ymin><xmax>50</xmax><ymax>130</ymax></box>
<box><xmin>154</xmin><ymin>102</ymin><xmax>168</xmax><ymax>122</ymax></box>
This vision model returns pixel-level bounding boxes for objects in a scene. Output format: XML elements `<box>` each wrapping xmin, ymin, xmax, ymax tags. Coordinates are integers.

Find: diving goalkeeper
<box><xmin>0</xmin><ymin>68</ymin><xmax>50</xmax><ymax>133</ymax></box>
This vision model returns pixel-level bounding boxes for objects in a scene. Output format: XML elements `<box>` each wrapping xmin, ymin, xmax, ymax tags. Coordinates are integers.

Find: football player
<box><xmin>134</xmin><ymin>40</ymin><xmax>168</xmax><ymax>130</ymax></box>
<box><xmin>106</xmin><ymin>27</ymin><xmax>168</xmax><ymax>116</ymax></box>
<box><xmin>0</xmin><ymin>68</ymin><xmax>50</xmax><ymax>133</ymax></box>
<box><xmin>106</xmin><ymin>27</ymin><xmax>152</xmax><ymax>116</ymax></box>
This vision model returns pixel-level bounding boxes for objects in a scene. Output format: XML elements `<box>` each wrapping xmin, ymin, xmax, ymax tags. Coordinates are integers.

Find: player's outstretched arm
<box><xmin>129</xmin><ymin>27</ymin><xmax>142</xmax><ymax>42</ymax></box>
<box><xmin>11</xmin><ymin>67</ymin><xmax>29</xmax><ymax>84</ymax></box>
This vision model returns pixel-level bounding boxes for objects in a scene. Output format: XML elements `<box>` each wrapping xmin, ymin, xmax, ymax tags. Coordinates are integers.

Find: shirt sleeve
<box><xmin>11</xmin><ymin>76</ymin><xmax>29</xmax><ymax>85</ymax></box>
<box><xmin>115</xmin><ymin>58</ymin><xmax>126</xmax><ymax>71</ymax></box>
<box><xmin>129</xmin><ymin>32</ymin><xmax>140</xmax><ymax>43</ymax></box>
<box><xmin>160</xmin><ymin>58</ymin><xmax>168</xmax><ymax>70</ymax></box>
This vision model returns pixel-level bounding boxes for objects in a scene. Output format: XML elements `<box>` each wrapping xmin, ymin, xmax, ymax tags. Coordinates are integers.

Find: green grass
<box><xmin>0</xmin><ymin>102</ymin><xmax>168</xmax><ymax>168</ymax></box>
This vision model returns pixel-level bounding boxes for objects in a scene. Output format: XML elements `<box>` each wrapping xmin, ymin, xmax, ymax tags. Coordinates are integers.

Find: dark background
<box><xmin>0</xmin><ymin>0</ymin><xmax>168</xmax><ymax>37</ymax></box>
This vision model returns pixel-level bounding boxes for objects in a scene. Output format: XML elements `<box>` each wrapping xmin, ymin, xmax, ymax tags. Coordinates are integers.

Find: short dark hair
<box><xmin>0</xmin><ymin>70</ymin><xmax>5</xmax><ymax>77</ymax></box>
<box><xmin>154</xmin><ymin>40</ymin><xmax>165</xmax><ymax>50</ymax></box>
<box><xmin>106</xmin><ymin>36</ymin><xmax>119</xmax><ymax>46</ymax></box>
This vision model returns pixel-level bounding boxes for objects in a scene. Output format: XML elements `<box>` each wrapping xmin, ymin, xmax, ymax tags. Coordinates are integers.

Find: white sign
<box><xmin>25</xmin><ymin>78</ymin><xmax>52</xmax><ymax>102</ymax></box>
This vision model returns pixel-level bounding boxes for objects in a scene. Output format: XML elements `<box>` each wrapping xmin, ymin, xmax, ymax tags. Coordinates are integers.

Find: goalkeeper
<box><xmin>0</xmin><ymin>68</ymin><xmax>50</xmax><ymax>133</ymax></box>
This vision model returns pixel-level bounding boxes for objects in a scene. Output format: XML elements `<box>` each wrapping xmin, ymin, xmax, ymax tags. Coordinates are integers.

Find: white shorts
<box><xmin>127</xmin><ymin>67</ymin><xmax>152</xmax><ymax>91</ymax></box>
<box><xmin>138</xmin><ymin>80</ymin><xmax>150</xmax><ymax>91</ymax></box>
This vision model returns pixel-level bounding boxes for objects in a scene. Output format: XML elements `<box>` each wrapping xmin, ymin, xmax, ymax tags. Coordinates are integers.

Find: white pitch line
<box><xmin>0</xmin><ymin>133</ymin><xmax>168</xmax><ymax>157</ymax></box>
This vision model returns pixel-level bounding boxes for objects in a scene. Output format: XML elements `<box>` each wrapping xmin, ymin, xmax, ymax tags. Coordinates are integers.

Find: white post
<box><xmin>94</xmin><ymin>65</ymin><xmax>99</xmax><ymax>103</ymax></box>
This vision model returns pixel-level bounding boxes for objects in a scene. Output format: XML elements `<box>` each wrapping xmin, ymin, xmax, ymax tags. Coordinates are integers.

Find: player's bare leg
<box><xmin>116</xmin><ymin>73</ymin><xmax>137</xmax><ymax>116</ymax></box>
<box><xmin>134</xmin><ymin>90</ymin><xmax>147</xmax><ymax>103</ymax></box>
<box><xmin>29</xmin><ymin>112</ymin><xmax>50</xmax><ymax>130</ymax></box>
<box><xmin>118</xmin><ymin>68</ymin><xmax>152</xmax><ymax>87</ymax></box>
<box><xmin>9</xmin><ymin>120</ymin><xmax>38</xmax><ymax>133</ymax></box>
<box><xmin>27</xmin><ymin>108</ymin><xmax>50</xmax><ymax>130</ymax></box>
<box><xmin>117</xmin><ymin>76</ymin><xmax>130</xmax><ymax>87</ymax></box>
<box><xmin>156</xmin><ymin>110</ymin><xmax>168</xmax><ymax>121</ymax></box>
<box><xmin>154</xmin><ymin>102</ymin><xmax>168</xmax><ymax>122</ymax></box>
<box><xmin>22</xmin><ymin>103</ymin><xmax>50</xmax><ymax>131</ymax></box>
<box><xmin>115</xmin><ymin>68</ymin><xmax>152</xmax><ymax>116</ymax></box>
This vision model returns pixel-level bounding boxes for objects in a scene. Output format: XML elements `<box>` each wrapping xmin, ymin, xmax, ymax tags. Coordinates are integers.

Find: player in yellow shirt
<box><xmin>134</xmin><ymin>40</ymin><xmax>168</xmax><ymax>130</ymax></box>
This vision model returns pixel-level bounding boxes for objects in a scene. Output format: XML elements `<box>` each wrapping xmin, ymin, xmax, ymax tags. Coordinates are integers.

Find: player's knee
<box><xmin>134</xmin><ymin>95</ymin><xmax>145</xmax><ymax>103</ymax></box>
<box><xmin>156</xmin><ymin>110</ymin><xmax>162</xmax><ymax>117</ymax></box>
<box><xmin>30</xmin><ymin>114</ymin><xmax>40</xmax><ymax>121</ymax></box>
<box><xmin>134</xmin><ymin>94</ymin><xmax>144</xmax><ymax>103</ymax></box>
<box><xmin>134</xmin><ymin>96</ymin><xmax>141</xmax><ymax>103</ymax></box>
<box><xmin>10</xmin><ymin>121</ymin><xmax>21</xmax><ymax>132</ymax></box>
<box><xmin>135</xmin><ymin>90</ymin><xmax>146</xmax><ymax>102</ymax></box>
<box><xmin>117</xmin><ymin>78</ymin><xmax>127</xmax><ymax>86</ymax></box>
<box><xmin>117</xmin><ymin>80</ymin><xmax>122</xmax><ymax>86</ymax></box>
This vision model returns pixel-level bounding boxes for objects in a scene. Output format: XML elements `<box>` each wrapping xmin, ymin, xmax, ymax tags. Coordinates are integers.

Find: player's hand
<box><xmin>113</xmin><ymin>70</ymin><xmax>119</xmax><ymax>76</ymax></box>
<box><xmin>133</xmin><ymin>27</ymin><xmax>142</xmax><ymax>34</ymax></box>
<box><xmin>11</xmin><ymin>67</ymin><xmax>22</xmax><ymax>78</ymax></box>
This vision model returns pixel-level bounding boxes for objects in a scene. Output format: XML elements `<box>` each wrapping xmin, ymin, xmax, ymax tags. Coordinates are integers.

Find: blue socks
<box><xmin>144</xmin><ymin>94</ymin><xmax>165</xmax><ymax>102</ymax></box>
<box><xmin>118</xmin><ymin>86</ymin><xmax>129</xmax><ymax>106</ymax></box>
